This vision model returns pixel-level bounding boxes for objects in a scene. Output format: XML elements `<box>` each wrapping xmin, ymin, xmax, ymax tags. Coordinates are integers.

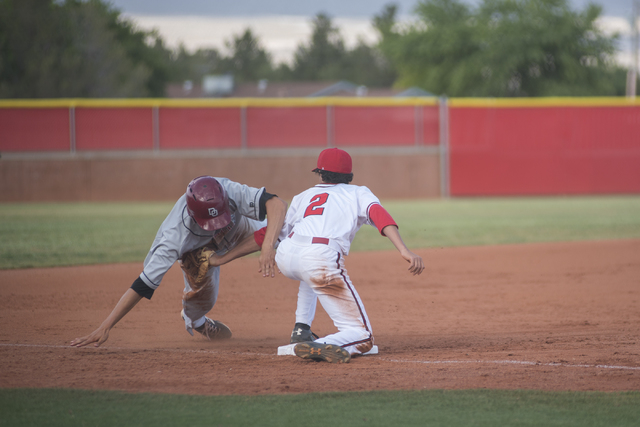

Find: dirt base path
<box><xmin>1</xmin><ymin>240</ymin><xmax>639</xmax><ymax>395</ymax></box>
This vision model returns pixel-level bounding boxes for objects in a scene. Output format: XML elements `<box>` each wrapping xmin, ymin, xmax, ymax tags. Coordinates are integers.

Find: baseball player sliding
<box><xmin>70</xmin><ymin>176</ymin><xmax>286</xmax><ymax>347</ymax></box>
<box><xmin>275</xmin><ymin>148</ymin><xmax>424</xmax><ymax>363</ymax></box>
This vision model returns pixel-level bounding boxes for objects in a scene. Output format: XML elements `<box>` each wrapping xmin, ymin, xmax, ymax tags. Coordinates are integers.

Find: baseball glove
<box><xmin>181</xmin><ymin>244</ymin><xmax>216</xmax><ymax>295</ymax></box>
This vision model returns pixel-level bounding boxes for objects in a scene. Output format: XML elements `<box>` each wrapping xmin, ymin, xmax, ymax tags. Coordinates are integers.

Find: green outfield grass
<box><xmin>2</xmin><ymin>388</ymin><xmax>640</xmax><ymax>427</ymax></box>
<box><xmin>351</xmin><ymin>196</ymin><xmax>640</xmax><ymax>252</ymax></box>
<box><xmin>0</xmin><ymin>202</ymin><xmax>169</xmax><ymax>269</ymax></box>
<box><xmin>1</xmin><ymin>196</ymin><xmax>639</xmax><ymax>269</ymax></box>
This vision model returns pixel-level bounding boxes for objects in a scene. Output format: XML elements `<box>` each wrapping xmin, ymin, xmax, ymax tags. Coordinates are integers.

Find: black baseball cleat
<box><xmin>290</xmin><ymin>323</ymin><xmax>320</xmax><ymax>343</ymax></box>
<box><xmin>294</xmin><ymin>342</ymin><xmax>351</xmax><ymax>364</ymax></box>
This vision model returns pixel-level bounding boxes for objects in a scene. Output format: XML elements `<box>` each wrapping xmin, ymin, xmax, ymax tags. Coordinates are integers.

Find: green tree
<box><xmin>98</xmin><ymin>1</ymin><xmax>174</xmax><ymax>97</ymax></box>
<box><xmin>0</xmin><ymin>0</ymin><xmax>76</xmax><ymax>97</ymax></box>
<box><xmin>217</xmin><ymin>29</ymin><xmax>273</xmax><ymax>83</ymax></box>
<box><xmin>283</xmin><ymin>12</ymin><xmax>396</xmax><ymax>87</ymax></box>
<box><xmin>342</xmin><ymin>40</ymin><xmax>397</xmax><ymax>87</ymax></box>
<box><xmin>0</xmin><ymin>0</ymin><xmax>173</xmax><ymax>98</ymax></box>
<box><xmin>378</xmin><ymin>0</ymin><xmax>480</xmax><ymax>95</ymax></box>
<box><xmin>288</xmin><ymin>13</ymin><xmax>349</xmax><ymax>81</ymax></box>
<box><xmin>475</xmin><ymin>0</ymin><xmax>622</xmax><ymax>96</ymax></box>
<box><xmin>379</xmin><ymin>0</ymin><xmax>625</xmax><ymax>97</ymax></box>
<box><xmin>373</xmin><ymin>3</ymin><xmax>399</xmax><ymax>38</ymax></box>
<box><xmin>170</xmin><ymin>46</ymin><xmax>224</xmax><ymax>84</ymax></box>
<box><xmin>60</xmin><ymin>0</ymin><xmax>151</xmax><ymax>97</ymax></box>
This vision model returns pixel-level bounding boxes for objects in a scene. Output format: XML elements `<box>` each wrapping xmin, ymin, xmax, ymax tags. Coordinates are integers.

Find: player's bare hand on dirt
<box><xmin>401</xmin><ymin>249</ymin><xmax>424</xmax><ymax>276</ymax></box>
<box><xmin>70</xmin><ymin>328</ymin><xmax>110</xmax><ymax>348</ymax></box>
<box><xmin>258</xmin><ymin>246</ymin><xmax>277</xmax><ymax>278</ymax></box>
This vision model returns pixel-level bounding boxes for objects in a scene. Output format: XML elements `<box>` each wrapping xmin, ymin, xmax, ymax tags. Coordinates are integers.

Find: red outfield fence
<box><xmin>448</xmin><ymin>98</ymin><xmax>640</xmax><ymax>196</ymax></box>
<box><xmin>1</xmin><ymin>97</ymin><xmax>639</xmax><ymax>197</ymax></box>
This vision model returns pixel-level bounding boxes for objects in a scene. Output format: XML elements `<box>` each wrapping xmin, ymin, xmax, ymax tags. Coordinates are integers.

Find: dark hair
<box><xmin>313</xmin><ymin>168</ymin><xmax>353</xmax><ymax>184</ymax></box>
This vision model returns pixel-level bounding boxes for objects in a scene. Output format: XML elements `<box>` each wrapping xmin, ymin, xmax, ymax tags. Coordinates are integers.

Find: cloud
<box><xmin>597</xmin><ymin>16</ymin><xmax>632</xmax><ymax>36</ymax></box>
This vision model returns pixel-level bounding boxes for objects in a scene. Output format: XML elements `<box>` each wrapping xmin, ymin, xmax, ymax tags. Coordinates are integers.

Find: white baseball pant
<box><xmin>276</xmin><ymin>236</ymin><xmax>374</xmax><ymax>355</ymax></box>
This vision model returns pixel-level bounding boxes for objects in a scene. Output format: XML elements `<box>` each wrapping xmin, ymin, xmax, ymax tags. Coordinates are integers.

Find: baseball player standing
<box><xmin>70</xmin><ymin>176</ymin><xmax>286</xmax><ymax>347</ymax></box>
<box><xmin>275</xmin><ymin>148</ymin><xmax>424</xmax><ymax>363</ymax></box>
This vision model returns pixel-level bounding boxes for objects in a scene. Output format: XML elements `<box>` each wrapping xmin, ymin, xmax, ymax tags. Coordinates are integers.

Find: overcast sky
<box><xmin>106</xmin><ymin>0</ymin><xmax>639</xmax><ymax>67</ymax></box>
<box><xmin>107</xmin><ymin>0</ymin><xmax>634</xmax><ymax>18</ymax></box>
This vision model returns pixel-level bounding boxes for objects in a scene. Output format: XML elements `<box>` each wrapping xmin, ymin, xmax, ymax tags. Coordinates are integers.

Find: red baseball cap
<box><xmin>314</xmin><ymin>148</ymin><xmax>352</xmax><ymax>174</ymax></box>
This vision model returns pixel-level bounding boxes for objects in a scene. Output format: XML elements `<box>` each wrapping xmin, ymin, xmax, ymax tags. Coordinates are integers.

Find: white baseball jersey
<box><xmin>140</xmin><ymin>177</ymin><xmax>266</xmax><ymax>292</ymax></box>
<box><xmin>280</xmin><ymin>183</ymin><xmax>381</xmax><ymax>255</ymax></box>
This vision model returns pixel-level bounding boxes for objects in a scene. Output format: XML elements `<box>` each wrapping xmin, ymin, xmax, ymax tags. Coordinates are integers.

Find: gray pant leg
<box><xmin>182</xmin><ymin>266</ymin><xmax>220</xmax><ymax>334</ymax></box>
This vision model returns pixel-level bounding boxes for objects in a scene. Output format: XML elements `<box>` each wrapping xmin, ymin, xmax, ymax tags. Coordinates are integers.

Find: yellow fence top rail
<box><xmin>2</xmin><ymin>96</ymin><xmax>639</xmax><ymax>108</ymax></box>
<box><xmin>449</xmin><ymin>97</ymin><xmax>640</xmax><ymax>108</ymax></box>
<box><xmin>0</xmin><ymin>97</ymin><xmax>440</xmax><ymax>108</ymax></box>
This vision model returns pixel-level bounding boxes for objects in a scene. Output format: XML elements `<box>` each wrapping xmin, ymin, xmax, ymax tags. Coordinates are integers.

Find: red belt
<box><xmin>288</xmin><ymin>232</ymin><xmax>329</xmax><ymax>246</ymax></box>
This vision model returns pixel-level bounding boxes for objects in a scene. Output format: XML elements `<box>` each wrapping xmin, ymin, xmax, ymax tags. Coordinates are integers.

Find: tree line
<box><xmin>0</xmin><ymin>0</ymin><xmax>632</xmax><ymax>98</ymax></box>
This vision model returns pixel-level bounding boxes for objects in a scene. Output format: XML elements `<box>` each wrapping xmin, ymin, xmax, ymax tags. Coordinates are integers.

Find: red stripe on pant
<box><xmin>335</xmin><ymin>252</ymin><xmax>373</xmax><ymax>347</ymax></box>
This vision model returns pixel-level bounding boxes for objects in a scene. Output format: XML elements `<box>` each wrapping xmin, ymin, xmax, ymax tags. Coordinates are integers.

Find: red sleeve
<box><xmin>253</xmin><ymin>227</ymin><xmax>267</xmax><ymax>248</ymax></box>
<box><xmin>368</xmin><ymin>204</ymin><xmax>397</xmax><ymax>236</ymax></box>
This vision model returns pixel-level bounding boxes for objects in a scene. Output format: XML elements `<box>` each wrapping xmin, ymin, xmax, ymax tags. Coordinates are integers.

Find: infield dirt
<box><xmin>1</xmin><ymin>239</ymin><xmax>639</xmax><ymax>395</ymax></box>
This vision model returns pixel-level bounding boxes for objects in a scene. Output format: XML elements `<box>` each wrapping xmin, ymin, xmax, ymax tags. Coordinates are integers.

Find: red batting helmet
<box><xmin>185</xmin><ymin>176</ymin><xmax>231</xmax><ymax>231</ymax></box>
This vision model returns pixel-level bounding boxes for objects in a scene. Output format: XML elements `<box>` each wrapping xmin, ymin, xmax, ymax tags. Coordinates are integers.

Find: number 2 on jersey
<box><xmin>304</xmin><ymin>193</ymin><xmax>329</xmax><ymax>217</ymax></box>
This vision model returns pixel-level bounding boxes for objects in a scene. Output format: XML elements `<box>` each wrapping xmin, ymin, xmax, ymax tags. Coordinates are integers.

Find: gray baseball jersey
<box><xmin>139</xmin><ymin>177</ymin><xmax>267</xmax><ymax>293</ymax></box>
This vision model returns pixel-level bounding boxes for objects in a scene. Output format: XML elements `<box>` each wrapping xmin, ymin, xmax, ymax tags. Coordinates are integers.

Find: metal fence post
<box><xmin>152</xmin><ymin>105</ymin><xmax>160</xmax><ymax>153</ymax></box>
<box><xmin>326</xmin><ymin>104</ymin><xmax>334</xmax><ymax>147</ymax></box>
<box><xmin>439</xmin><ymin>96</ymin><xmax>450</xmax><ymax>198</ymax></box>
<box><xmin>241</xmin><ymin>106</ymin><xmax>248</xmax><ymax>150</ymax></box>
<box><xmin>415</xmin><ymin>104</ymin><xmax>424</xmax><ymax>146</ymax></box>
<box><xmin>69</xmin><ymin>106</ymin><xmax>76</xmax><ymax>155</ymax></box>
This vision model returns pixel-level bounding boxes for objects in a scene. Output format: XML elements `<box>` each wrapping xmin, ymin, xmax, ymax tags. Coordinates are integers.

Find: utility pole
<box><xmin>627</xmin><ymin>0</ymin><xmax>639</xmax><ymax>98</ymax></box>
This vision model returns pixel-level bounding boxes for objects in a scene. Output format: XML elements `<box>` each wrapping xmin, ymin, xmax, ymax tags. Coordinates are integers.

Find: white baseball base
<box><xmin>277</xmin><ymin>343</ymin><xmax>379</xmax><ymax>356</ymax></box>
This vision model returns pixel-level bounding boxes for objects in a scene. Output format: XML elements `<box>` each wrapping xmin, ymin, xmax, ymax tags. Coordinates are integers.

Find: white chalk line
<box><xmin>379</xmin><ymin>358</ymin><xmax>640</xmax><ymax>371</ymax></box>
<box><xmin>2</xmin><ymin>343</ymin><xmax>639</xmax><ymax>371</ymax></box>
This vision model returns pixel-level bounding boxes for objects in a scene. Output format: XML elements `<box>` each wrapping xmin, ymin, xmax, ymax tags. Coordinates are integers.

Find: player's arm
<box><xmin>208</xmin><ymin>195</ymin><xmax>287</xmax><ymax>273</ymax></box>
<box><xmin>381</xmin><ymin>225</ymin><xmax>424</xmax><ymax>276</ymax></box>
<box><xmin>70</xmin><ymin>288</ymin><xmax>142</xmax><ymax>348</ymax></box>
<box><xmin>208</xmin><ymin>233</ymin><xmax>261</xmax><ymax>267</ymax></box>
<box><xmin>369</xmin><ymin>203</ymin><xmax>424</xmax><ymax>276</ymax></box>
<box><xmin>257</xmin><ymin>195</ymin><xmax>287</xmax><ymax>277</ymax></box>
